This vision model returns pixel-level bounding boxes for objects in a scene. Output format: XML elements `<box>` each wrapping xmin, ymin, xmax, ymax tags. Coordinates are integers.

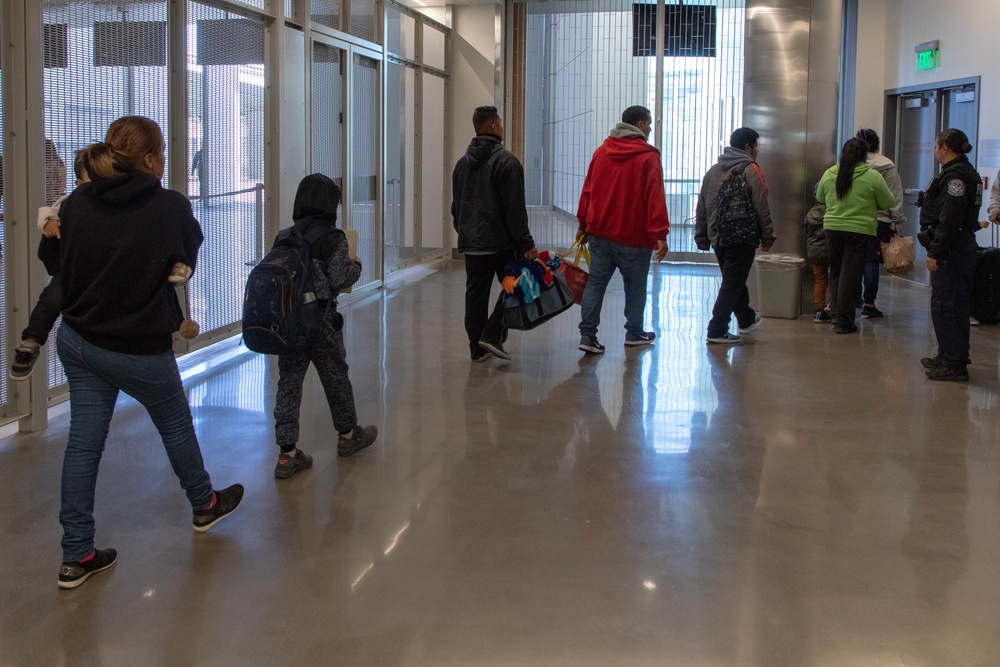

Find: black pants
<box><xmin>930</xmin><ymin>234</ymin><xmax>977</xmax><ymax>367</ymax></box>
<box><xmin>707</xmin><ymin>244</ymin><xmax>757</xmax><ymax>338</ymax></box>
<box><xmin>22</xmin><ymin>273</ymin><xmax>62</xmax><ymax>344</ymax></box>
<box><xmin>826</xmin><ymin>230</ymin><xmax>872</xmax><ymax>329</ymax></box>
<box><xmin>464</xmin><ymin>250</ymin><xmax>518</xmax><ymax>355</ymax></box>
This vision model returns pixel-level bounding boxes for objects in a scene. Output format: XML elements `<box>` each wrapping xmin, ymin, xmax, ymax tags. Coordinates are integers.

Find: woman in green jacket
<box><xmin>816</xmin><ymin>138</ymin><xmax>896</xmax><ymax>333</ymax></box>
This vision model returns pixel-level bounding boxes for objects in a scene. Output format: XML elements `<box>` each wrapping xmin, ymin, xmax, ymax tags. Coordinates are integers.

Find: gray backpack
<box><xmin>716</xmin><ymin>163</ymin><xmax>759</xmax><ymax>246</ymax></box>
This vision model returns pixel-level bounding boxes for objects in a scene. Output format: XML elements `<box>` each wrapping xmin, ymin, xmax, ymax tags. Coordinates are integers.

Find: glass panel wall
<box><xmin>351</xmin><ymin>54</ymin><xmax>380</xmax><ymax>289</ymax></box>
<box><xmin>520</xmin><ymin>0</ymin><xmax>746</xmax><ymax>255</ymax></box>
<box><xmin>186</xmin><ymin>3</ymin><xmax>266</xmax><ymax>336</ymax></box>
<box><xmin>311</xmin><ymin>42</ymin><xmax>344</xmax><ymax>208</ymax></box>
<box><xmin>420</xmin><ymin>73</ymin><xmax>445</xmax><ymax>259</ymax></box>
<box><xmin>384</xmin><ymin>60</ymin><xmax>417</xmax><ymax>274</ymax></box>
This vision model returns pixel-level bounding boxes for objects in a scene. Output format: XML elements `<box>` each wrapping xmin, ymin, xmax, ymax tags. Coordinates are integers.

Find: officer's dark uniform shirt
<box><xmin>919</xmin><ymin>154</ymin><xmax>983</xmax><ymax>260</ymax></box>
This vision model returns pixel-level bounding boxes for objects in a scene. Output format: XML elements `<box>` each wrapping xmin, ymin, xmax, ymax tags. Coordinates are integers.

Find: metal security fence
<box><xmin>1</xmin><ymin>0</ymin><xmax>450</xmax><ymax>430</ymax></box>
<box><xmin>185</xmin><ymin>3</ymin><xmax>265</xmax><ymax>337</ymax></box>
<box><xmin>511</xmin><ymin>0</ymin><xmax>746</xmax><ymax>257</ymax></box>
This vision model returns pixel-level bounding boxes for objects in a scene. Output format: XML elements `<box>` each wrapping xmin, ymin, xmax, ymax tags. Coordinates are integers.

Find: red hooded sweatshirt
<box><xmin>577</xmin><ymin>125</ymin><xmax>670</xmax><ymax>248</ymax></box>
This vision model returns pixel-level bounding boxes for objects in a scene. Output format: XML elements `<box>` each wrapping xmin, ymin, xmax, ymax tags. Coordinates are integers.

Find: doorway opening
<box><xmin>883</xmin><ymin>76</ymin><xmax>980</xmax><ymax>284</ymax></box>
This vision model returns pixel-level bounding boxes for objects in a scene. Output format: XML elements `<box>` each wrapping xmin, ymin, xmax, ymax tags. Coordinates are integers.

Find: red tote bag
<box><xmin>560</xmin><ymin>242</ymin><xmax>590</xmax><ymax>305</ymax></box>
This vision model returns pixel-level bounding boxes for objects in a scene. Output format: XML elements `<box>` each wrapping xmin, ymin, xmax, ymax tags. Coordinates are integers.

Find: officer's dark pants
<box><xmin>930</xmin><ymin>233</ymin><xmax>977</xmax><ymax>367</ymax></box>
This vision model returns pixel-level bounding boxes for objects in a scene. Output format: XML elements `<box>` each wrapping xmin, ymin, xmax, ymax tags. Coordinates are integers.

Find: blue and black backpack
<box><xmin>241</xmin><ymin>224</ymin><xmax>335</xmax><ymax>354</ymax></box>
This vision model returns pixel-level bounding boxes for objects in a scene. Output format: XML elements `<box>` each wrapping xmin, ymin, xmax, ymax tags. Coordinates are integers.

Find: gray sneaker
<box><xmin>478</xmin><ymin>339</ymin><xmax>511</xmax><ymax>360</ymax></box>
<box><xmin>624</xmin><ymin>331</ymin><xmax>655</xmax><ymax>346</ymax></box>
<box><xmin>337</xmin><ymin>425</ymin><xmax>378</xmax><ymax>458</ymax></box>
<box><xmin>578</xmin><ymin>335</ymin><xmax>606</xmax><ymax>354</ymax></box>
<box><xmin>706</xmin><ymin>332</ymin><xmax>742</xmax><ymax>344</ymax></box>
<box><xmin>274</xmin><ymin>449</ymin><xmax>313</xmax><ymax>479</ymax></box>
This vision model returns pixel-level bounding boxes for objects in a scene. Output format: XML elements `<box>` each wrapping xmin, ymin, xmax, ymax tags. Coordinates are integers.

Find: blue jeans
<box><xmin>579</xmin><ymin>235</ymin><xmax>652</xmax><ymax>337</ymax></box>
<box><xmin>57</xmin><ymin>323</ymin><xmax>213</xmax><ymax>561</ymax></box>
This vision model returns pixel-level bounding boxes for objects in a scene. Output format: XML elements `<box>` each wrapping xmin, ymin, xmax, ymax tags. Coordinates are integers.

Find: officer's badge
<box><xmin>947</xmin><ymin>179</ymin><xmax>966</xmax><ymax>197</ymax></box>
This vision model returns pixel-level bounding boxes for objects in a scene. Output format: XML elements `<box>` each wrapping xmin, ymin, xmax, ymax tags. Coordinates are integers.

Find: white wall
<box><xmin>447</xmin><ymin>3</ymin><xmax>501</xmax><ymax>248</ymax></box>
<box><xmin>856</xmin><ymin>0</ymin><xmax>1000</xmax><ymax>195</ymax></box>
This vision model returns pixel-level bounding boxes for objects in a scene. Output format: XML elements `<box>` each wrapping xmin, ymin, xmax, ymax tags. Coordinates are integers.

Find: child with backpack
<box><xmin>9</xmin><ymin>152</ymin><xmax>89</xmax><ymax>380</ymax></box>
<box><xmin>267</xmin><ymin>174</ymin><xmax>377</xmax><ymax>479</ymax></box>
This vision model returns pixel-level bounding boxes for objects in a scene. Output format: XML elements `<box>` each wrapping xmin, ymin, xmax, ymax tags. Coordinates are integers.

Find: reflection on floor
<box><xmin>2</xmin><ymin>261</ymin><xmax>1000</xmax><ymax>665</ymax></box>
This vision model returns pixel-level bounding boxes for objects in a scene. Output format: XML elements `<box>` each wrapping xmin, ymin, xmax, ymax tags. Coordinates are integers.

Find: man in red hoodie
<box><xmin>576</xmin><ymin>106</ymin><xmax>669</xmax><ymax>354</ymax></box>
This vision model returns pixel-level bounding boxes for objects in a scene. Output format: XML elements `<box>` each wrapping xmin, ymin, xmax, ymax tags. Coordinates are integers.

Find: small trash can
<box><xmin>754</xmin><ymin>254</ymin><xmax>806</xmax><ymax>319</ymax></box>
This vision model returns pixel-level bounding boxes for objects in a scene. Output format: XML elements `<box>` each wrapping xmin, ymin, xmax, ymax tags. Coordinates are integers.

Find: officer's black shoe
<box><xmin>921</xmin><ymin>355</ymin><xmax>944</xmax><ymax>369</ymax></box>
<box><xmin>925</xmin><ymin>366</ymin><xmax>969</xmax><ymax>382</ymax></box>
<box><xmin>921</xmin><ymin>355</ymin><xmax>970</xmax><ymax>369</ymax></box>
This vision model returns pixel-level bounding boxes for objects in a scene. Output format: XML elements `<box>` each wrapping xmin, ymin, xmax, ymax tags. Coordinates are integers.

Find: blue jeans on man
<box><xmin>57</xmin><ymin>323</ymin><xmax>214</xmax><ymax>562</ymax></box>
<box><xmin>579</xmin><ymin>235</ymin><xmax>652</xmax><ymax>337</ymax></box>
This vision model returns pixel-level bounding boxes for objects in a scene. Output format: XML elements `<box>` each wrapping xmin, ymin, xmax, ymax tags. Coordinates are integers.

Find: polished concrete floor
<box><xmin>2</xmin><ymin>261</ymin><xmax>1000</xmax><ymax>666</ymax></box>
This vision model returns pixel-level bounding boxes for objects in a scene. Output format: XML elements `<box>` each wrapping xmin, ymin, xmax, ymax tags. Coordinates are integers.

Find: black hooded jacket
<box><xmin>40</xmin><ymin>170</ymin><xmax>203</xmax><ymax>355</ymax></box>
<box><xmin>289</xmin><ymin>173</ymin><xmax>360</xmax><ymax>303</ymax></box>
<box><xmin>451</xmin><ymin>135</ymin><xmax>534</xmax><ymax>254</ymax></box>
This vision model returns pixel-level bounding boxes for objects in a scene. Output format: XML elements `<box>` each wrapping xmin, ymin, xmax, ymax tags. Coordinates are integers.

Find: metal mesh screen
<box><xmin>349</xmin><ymin>0</ymin><xmax>378</xmax><ymax>44</ymax></box>
<box><xmin>42</xmin><ymin>0</ymin><xmax>170</xmax><ymax>391</ymax></box>
<box><xmin>351</xmin><ymin>54</ymin><xmax>380</xmax><ymax>288</ymax></box>
<box><xmin>311</xmin><ymin>42</ymin><xmax>343</xmax><ymax>214</ymax></box>
<box><xmin>385</xmin><ymin>60</ymin><xmax>417</xmax><ymax>274</ymax></box>
<box><xmin>311</xmin><ymin>0</ymin><xmax>341</xmax><ymax>32</ymax></box>
<box><xmin>422</xmin><ymin>23</ymin><xmax>446</xmax><ymax>71</ymax></box>
<box><xmin>286</xmin><ymin>0</ymin><xmax>294</xmax><ymax>20</ymax></box>
<box><xmin>660</xmin><ymin>2</ymin><xmax>744</xmax><ymax>252</ymax></box>
<box><xmin>420</xmin><ymin>73</ymin><xmax>445</xmax><ymax>258</ymax></box>
<box><xmin>519</xmin><ymin>0</ymin><xmax>745</xmax><ymax>255</ymax></box>
<box><xmin>385</xmin><ymin>4</ymin><xmax>416</xmax><ymax>61</ymax></box>
<box><xmin>186</xmin><ymin>3</ymin><xmax>266</xmax><ymax>336</ymax></box>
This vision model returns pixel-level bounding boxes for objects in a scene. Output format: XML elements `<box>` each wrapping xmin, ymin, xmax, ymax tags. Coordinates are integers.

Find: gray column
<box><xmin>743</xmin><ymin>0</ymin><xmax>843</xmax><ymax>255</ymax></box>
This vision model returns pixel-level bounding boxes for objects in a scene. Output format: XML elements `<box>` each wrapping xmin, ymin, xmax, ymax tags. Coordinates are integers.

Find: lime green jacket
<box><xmin>816</xmin><ymin>163</ymin><xmax>896</xmax><ymax>236</ymax></box>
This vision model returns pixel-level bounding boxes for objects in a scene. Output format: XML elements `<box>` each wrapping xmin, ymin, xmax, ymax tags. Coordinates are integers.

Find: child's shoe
<box><xmin>337</xmin><ymin>425</ymin><xmax>378</xmax><ymax>458</ymax></box>
<box><xmin>275</xmin><ymin>449</ymin><xmax>313</xmax><ymax>479</ymax></box>
<box><xmin>10</xmin><ymin>341</ymin><xmax>41</xmax><ymax>381</ymax></box>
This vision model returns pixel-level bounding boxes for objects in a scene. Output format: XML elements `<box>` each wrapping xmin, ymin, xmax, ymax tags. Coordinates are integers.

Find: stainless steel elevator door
<box><xmin>897</xmin><ymin>93</ymin><xmax>937</xmax><ymax>285</ymax></box>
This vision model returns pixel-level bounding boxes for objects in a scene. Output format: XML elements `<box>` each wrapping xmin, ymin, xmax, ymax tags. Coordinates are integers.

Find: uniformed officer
<box><xmin>918</xmin><ymin>128</ymin><xmax>984</xmax><ymax>382</ymax></box>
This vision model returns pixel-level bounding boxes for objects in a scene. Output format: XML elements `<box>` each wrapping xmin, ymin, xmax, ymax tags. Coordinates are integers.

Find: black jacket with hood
<box><xmin>289</xmin><ymin>173</ymin><xmax>360</xmax><ymax>306</ymax></box>
<box><xmin>40</xmin><ymin>170</ymin><xmax>203</xmax><ymax>355</ymax></box>
<box><xmin>451</xmin><ymin>135</ymin><xmax>534</xmax><ymax>254</ymax></box>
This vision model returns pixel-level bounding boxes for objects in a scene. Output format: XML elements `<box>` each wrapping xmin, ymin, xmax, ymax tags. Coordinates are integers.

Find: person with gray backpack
<box><xmin>695</xmin><ymin>127</ymin><xmax>777</xmax><ymax>344</ymax></box>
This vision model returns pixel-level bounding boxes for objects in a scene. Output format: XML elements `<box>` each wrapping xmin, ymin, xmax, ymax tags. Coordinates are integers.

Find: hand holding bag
<box><xmin>560</xmin><ymin>240</ymin><xmax>590</xmax><ymax>305</ymax></box>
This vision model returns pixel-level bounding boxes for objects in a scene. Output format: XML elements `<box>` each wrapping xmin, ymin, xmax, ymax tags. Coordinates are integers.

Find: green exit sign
<box><xmin>916</xmin><ymin>50</ymin><xmax>938</xmax><ymax>70</ymax></box>
<box><xmin>915</xmin><ymin>40</ymin><xmax>940</xmax><ymax>71</ymax></box>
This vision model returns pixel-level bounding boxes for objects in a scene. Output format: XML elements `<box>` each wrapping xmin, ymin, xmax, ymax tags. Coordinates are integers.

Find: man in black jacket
<box><xmin>452</xmin><ymin>106</ymin><xmax>537</xmax><ymax>361</ymax></box>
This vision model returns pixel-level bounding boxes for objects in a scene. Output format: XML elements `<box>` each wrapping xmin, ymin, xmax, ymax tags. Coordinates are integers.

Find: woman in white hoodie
<box><xmin>989</xmin><ymin>169</ymin><xmax>1000</xmax><ymax>223</ymax></box>
<box><xmin>855</xmin><ymin>129</ymin><xmax>905</xmax><ymax>317</ymax></box>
